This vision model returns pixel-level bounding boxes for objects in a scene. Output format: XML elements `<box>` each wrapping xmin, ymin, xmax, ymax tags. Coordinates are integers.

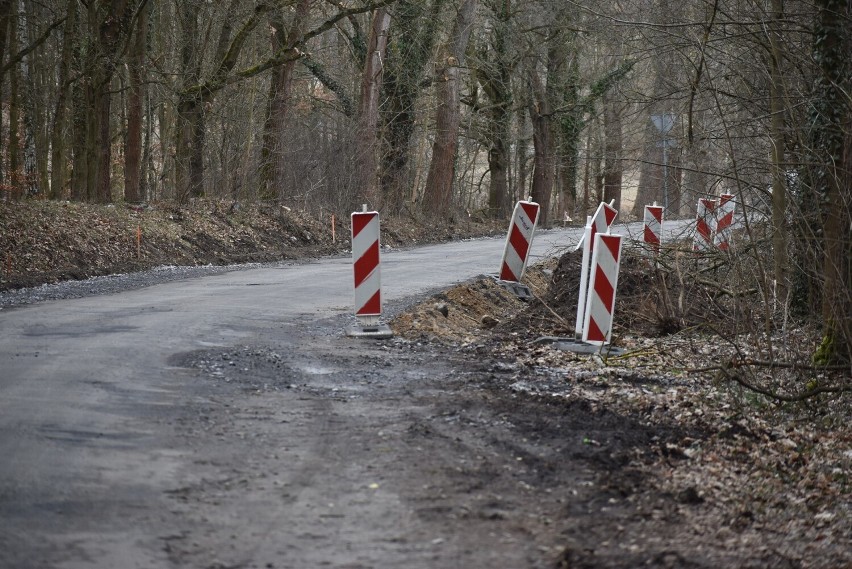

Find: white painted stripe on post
<box><xmin>575</xmin><ymin>223</ymin><xmax>593</xmax><ymax>337</ymax></box>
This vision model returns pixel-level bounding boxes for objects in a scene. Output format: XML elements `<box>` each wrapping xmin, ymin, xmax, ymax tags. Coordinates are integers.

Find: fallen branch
<box><xmin>687</xmin><ymin>360</ymin><xmax>851</xmax><ymax>402</ymax></box>
<box><xmin>696</xmin><ymin>358</ymin><xmax>849</xmax><ymax>372</ymax></box>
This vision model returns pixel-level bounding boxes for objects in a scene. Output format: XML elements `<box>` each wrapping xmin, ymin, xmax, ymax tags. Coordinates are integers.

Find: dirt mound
<box><xmin>390</xmin><ymin>264</ymin><xmax>552</xmax><ymax>344</ymax></box>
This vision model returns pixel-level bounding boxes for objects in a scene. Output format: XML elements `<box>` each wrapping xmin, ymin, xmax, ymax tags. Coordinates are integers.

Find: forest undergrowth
<box><xmin>393</xmin><ymin>237</ymin><xmax>851</xmax><ymax>567</ymax></box>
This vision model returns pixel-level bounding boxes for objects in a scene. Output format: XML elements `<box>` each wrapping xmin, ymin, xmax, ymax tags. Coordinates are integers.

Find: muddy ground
<box><xmin>155</xmin><ymin>256</ymin><xmax>849</xmax><ymax>568</ymax></box>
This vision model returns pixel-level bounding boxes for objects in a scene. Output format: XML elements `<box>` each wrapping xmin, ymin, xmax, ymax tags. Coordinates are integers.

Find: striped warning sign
<box><xmin>714</xmin><ymin>193</ymin><xmax>736</xmax><ymax>250</ymax></box>
<box><xmin>499</xmin><ymin>200</ymin><xmax>540</xmax><ymax>282</ymax></box>
<box><xmin>693</xmin><ymin>198</ymin><xmax>717</xmax><ymax>251</ymax></box>
<box><xmin>351</xmin><ymin>210</ymin><xmax>382</xmax><ymax>316</ymax></box>
<box><xmin>582</xmin><ymin>233</ymin><xmax>623</xmax><ymax>345</ymax></box>
<box><xmin>590</xmin><ymin>202</ymin><xmax>618</xmax><ymax>254</ymax></box>
<box><xmin>643</xmin><ymin>204</ymin><xmax>664</xmax><ymax>253</ymax></box>
<box><xmin>575</xmin><ymin>201</ymin><xmax>619</xmax><ymax>338</ymax></box>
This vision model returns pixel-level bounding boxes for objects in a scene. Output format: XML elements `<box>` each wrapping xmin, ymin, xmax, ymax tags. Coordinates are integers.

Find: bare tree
<box><xmin>355</xmin><ymin>7</ymin><xmax>392</xmax><ymax>208</ymax></box>
<box><xmin>472</xmin><ymin>0</ymin><xmax>514</xmax><ymax>218</ymax></box>
<box><xmin>124</xmin><ymin>0</ymin><xmax>150</xmax><ymax>203</ymax></box>
<box><xmin>380</xmin><ymin>0</ymin><xmax>447</xmax><ymax>214</ymax></box>
<box><xmin>423</xmin><ymin>0</ymin><xmax>478</xmax><ymax>218</ymax></box>
<box><xmin>809</xmin><ymin>0</ymin><xmax>852</xmax><ymax>363</ymax></box>
<box><xmin>260</xmin><ymin>0</ymin><xmax>312</xmax><ymax>201</ymax></box>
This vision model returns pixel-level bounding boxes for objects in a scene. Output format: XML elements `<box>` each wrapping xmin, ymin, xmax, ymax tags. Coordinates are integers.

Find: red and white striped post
<box><xmin>575</xmin><ymin>201</ymin><xmax>618</xmax><ymax>338</ymax></box>
<box><xmin>582</xmin><ymin>233</ymin><xmax>624</xmax><ymax>346</ymax></box>
<box><xmin>693</xmin><ymin>198</ymin><xmax>717</xmax><ymax>251</ymax></box>
<box><xmin>349</xmin><ymin>206</ymin><xmax>392</xmax><ymax>338</ymax></box>
<box><xmin>714</xmin><ymin>194</ymin><xmax>735</xmax><ymax>250</ymax></box>
<box><xmin>499</xmin><ymin>200</ymin><xmax>540</xmax><ymax>282</ymax></box>
<box><xmin>643</xmin><ymin>203</ymin><xmax>664</xmax><ymax>254</ymax></box>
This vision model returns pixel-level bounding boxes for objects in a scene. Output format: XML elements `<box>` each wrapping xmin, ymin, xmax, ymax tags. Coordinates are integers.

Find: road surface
<box><xmin>0</xmin><ymin>222</ymin><xmax>683</xmax><ymax>568</ymax></box>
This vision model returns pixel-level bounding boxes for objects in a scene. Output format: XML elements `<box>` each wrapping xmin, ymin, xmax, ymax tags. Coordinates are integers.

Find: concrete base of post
<box><xmin>493</xmin><ymin>276</ymin><xmax>533</xmax><ymax>301</ymax></box>
<box><xmin>532</xmin><ymin>336</ymin><xmax>625</xmax><ymax>356</ymax></box>
<box><xmin>347</xmin><ymin>316</ymin><xmax>393</xmax><ymax>339</ymax></box>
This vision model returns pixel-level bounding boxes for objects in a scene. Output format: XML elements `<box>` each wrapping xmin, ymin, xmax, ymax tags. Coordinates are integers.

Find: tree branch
<box><xmin>300</xmin><ymin>56</ymin><xmax>355</xmax><ymax>117</ymax></box>
<box><xmin>687</xmin><ymin>359</ymin><xmax>851</xmax><ymax>402</ymax></box>
<box><xmin>0</xmin><ymin>16</ymin><xmax>67</xmax><ymax>78</ymax></box>
<box><xmin>186</xmin><ymin>0</ymin><xmax>399</xmax><ymax>96</ymax></box>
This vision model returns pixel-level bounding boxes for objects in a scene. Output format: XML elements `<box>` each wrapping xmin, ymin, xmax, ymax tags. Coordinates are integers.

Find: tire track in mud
<box><xmin>160</xmin><ymin>313</ymin><xmax>688</xmax><ymax>569</ymax></box>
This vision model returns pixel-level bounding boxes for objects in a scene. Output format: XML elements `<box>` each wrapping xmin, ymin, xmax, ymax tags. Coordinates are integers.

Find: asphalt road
<box><xmin>0</xmin><ymin>220</ymin><xmax>687</xmax><ymax>568</ymax></box>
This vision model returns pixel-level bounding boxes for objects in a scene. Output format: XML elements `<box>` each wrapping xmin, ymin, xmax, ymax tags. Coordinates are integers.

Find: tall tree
<box><xmin>355</xmin><ymin>6</ymin><xmax>392</xmax><ymax>208</ymax></box>
<box><xmin>602</xmin><ymin>89</ymin><xmax>623</xmax><ymax>211</ymax></box>
<box><xmin>380</xmin><ymin>0</ymin><xmax>446</xmax><ymax>213</ymax></box>
<box><xmin>0</xmin><ymin>0</ymin><xmax>10</xmax><ymax>190</ymax></box>
<box><xmin>260</xmin><ymin>0</ymin><xmax>312</xmax><ymax>201</ymax></box>
<box><xmin>810</xmin><ymin>0</ymin><xmax>852</xmax><ymax>363</ymax></box>
<box><xmin>69</xmin><ymin>6</ymin><xmax>94</xmax><ymax>202</ymax></box>
<box><xmin>89</xmin><ymin>0</ymin><xmax>138</xmax><ymax>203</ymax></box>
<box><xmin>527</xmin><ymin>50</ymin><xmax>556</xmax><ymax>225</ymax></box>
<box><xmin>175</xmin><ymin>0</ymin><xmax>245</xmax><ymax>201</ymax></box>
<box><xmin>474</xmin><ymin>0</ymin><xmax>514</xmax><ymax>218</ymax></box>
<box><xmin>49</xmin><ymin>0</ymin><xmax>78</xmax><ymax>199</ymax></box>
<box><xmin>7</xmin><ymin>1</ymin><xmax>20</xmax><ymax>197</ymax></box>
<box><xmin>19</xmin><ymin>0</ymin><xmax>40</xmax><ymax>196</ymax></box>
<box><xmin>423</xmin><ymin>0</ymin><xmax>478</xmax><ymax>218</ymax></box>
<box><xmin>124</xmin><ymin>0</ymin><xmax>150</xmax><ymax>203</ymax></box>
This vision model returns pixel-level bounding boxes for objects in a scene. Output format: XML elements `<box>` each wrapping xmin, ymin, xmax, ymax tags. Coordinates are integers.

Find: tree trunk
<box><xmin>8</xmin><ymin>3</ymin><xmax>20</xmax><ymax>198</ymax></box>
<box><xmin>380</xmin><ymin>0</ymin><xmax>446</xmax><ymax>214</ymax></box>
<box><xmin>49</xmin><ymin>0</ymin><xmax>77</xmax><ymax>199</ymax></box>
<box><xmin>475</xmin><ymin>0</ymin><xmax>512</xmax><ymax>219</ymax></box>
<box><xmin>423</xmin><ymin>0</ymin><xmax>478</xmax><ymax>218</ymax></box>
<box><xmin>260</xmin><ymin>0</ymin><xmax>311</xmax><ymax>201</ymax></box>
<box><xmin>517</xmin><ymin>113</ymin><xmax>528</xmax><ymax>203</ymax></box>
<box><xmin>768</xmin><ymin>0</ymin><xmax>789</xmax><ymax>304</ymax></box>
<box><xmin>69</xmin><ymin>12</ymin><xmax>92</xmax><ymax>202</ymax></box>
<box><xmin>19</xmin><ymin>0</ymin><xmax>40</xmax><ymax>197</ymax></box>
<box><xmin>124</xmin><ymin>1</ymin><xmax>149</xmax><ymax>203</ymax></box>
<box><xmin>529</xmin><ymin>99</ymin><xmax>554</xmax><ymax>225</ymax></box>
<box><xmin>87</xmin><ymin>0</ymin><xmax>134</xmax><ymax>204</ymax></box>
<box><xmin>0</xmin><ymin>0</ymin><xmax>10</xmax><ymax>191</ymax></box>
<box><xmin>356</xmin><ymin>7</ymin><xmax>392</xmax><ymax>209</ymax></box>
<box><xmin>812</xmin><ymin>0</ymin><xmax>852</xmax><ymax>363</ymax></box>
<box><xmin>602</xmin><ymin>91</ymin><xmax>623</xmax><ymax>211</ymax></box>
<box><xmin>175</xmin><ymin>0</ymin><xmax>203</xmax><ymax>202</ymax></box>
<box><xmin>527</xmin><ymin>53</ymin><xmax>557</xmax><ymax>226</ymax></box>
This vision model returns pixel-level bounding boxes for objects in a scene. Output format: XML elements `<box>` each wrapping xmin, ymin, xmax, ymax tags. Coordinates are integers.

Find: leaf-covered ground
<box><xmin>392</xmin><ymin>248</ymin><xmax>851</xmax><ymax>568</ymax></box>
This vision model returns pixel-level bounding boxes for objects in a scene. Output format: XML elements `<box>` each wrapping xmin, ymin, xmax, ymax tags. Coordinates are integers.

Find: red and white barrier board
<box><xmin>499</xmin><ymin>200</ymin><xmax>540</xmax><ymax>282</ymax></box>
<box><xmin>714</xmin><ymin>193</ymin><xmax>735</xmax><ymax>251</ymax></box>
<box><xmin>575</xmin><ymin>201</ymin><xmax>618</xmax><ymax>337</ymax></box>
<box><xmin>582</xmin><ymin>233</ymin><xmax>623</xmax><ymax>345</ymax></box>
<box><xmin>643</xmin><ymin>204</ymin><xmax>664</xmax><ymax>253</ymax></box>
<box><xmin>351</xmin><ymin>210</ymin><xmax>382</xmax><ymax>317</ymax></box>
<box><xmin>693</xmin><ymin>198</ymin><xmax>717</xmax><ymax>251</ymax></box>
